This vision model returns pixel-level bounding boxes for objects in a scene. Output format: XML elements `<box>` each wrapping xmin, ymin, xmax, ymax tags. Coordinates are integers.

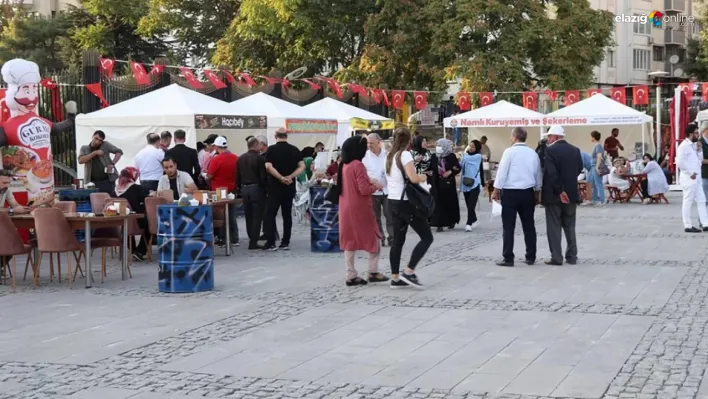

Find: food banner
<box><xmin>194</xmin><ymin>114</ymin><xmax>267</xmax><ymax>130</ymax></box>
<box><xmin>447</xmin><ymin>115</ymin><xmax>649</xmax><ymax>128</ymax></box>
<box><xmin>350</xmin><ymin>117</ymin><xmax>394</xmax><ymax>130</ymax></box>
<box><xmin>285</xmin><ymin>119</ymin><xmax>338</xmax><ymax>134</ymax></box>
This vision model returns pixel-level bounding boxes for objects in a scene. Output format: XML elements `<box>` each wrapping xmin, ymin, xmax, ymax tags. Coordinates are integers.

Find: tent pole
<box><xmin>675</xmin><ymin>87</ymin><xmax>681</xmax><ymax>184</ymax></box>
<box><xmin>656</xmin><ymin>85</ymin><xmax>661</xmax><ymax>159</ymax></box>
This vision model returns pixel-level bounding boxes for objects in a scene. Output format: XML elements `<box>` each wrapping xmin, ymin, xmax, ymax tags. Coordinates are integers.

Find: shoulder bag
<box><xmin>396</xmin><ymin>152</ymin><xmax>435</xmax><ymax>220</ymax></box>
<box><xmin>461</xmin><ymin>158</ymin><xmax>480</xmax><ymax>187</ymax></box>
<box><xmin>597</xmin><ymin>152</ymin><xmax>610</xmax><ymax>176</ymax></box>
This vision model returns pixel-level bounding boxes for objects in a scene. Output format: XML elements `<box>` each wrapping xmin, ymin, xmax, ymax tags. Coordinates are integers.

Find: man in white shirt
<box><xmin>135</xmin><ymin>133</ymin><xmax>165</xmax><ymax>194</ymax></box>
<box><xmin>491</xmin><ymin>127</ymin><xmax>542</xmax><ymax>267</ymax></box>
<box><xmin>677</xmin><ymin>124</ymin><xmax>708</xmax><ymax>233</ymax></box>
<box><xmin>363</xmin><ymin>133</ymin><xmax>394</xmax><ymax>246</ymax></box>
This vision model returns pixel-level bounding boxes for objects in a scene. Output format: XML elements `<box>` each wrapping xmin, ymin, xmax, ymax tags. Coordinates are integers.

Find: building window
<box><xmin>606</xmin><ymin>50</ymin><xmax>615</xmax><ymax>67</ymax></box>
<box><xmin>633</xmin><ymin>15</ymin><xmax>651</xmax><ymax>35</ymax></box>
<box><xmin>653</xmin><ymin>46</ymin><xmax>664</xmax><ymax>62</ymax></box>
<box><xmin>633</xmin><ymin>49</ymin><xmax>650</xmax><ymax>70</ymax></box>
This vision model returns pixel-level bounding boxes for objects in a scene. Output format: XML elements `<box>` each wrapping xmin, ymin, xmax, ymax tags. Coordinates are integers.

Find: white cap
<box><xmin>214</xmin><ymin>136</ymin><xmax>228</xmax><ymax>148</ymax></box>
<box><xmin>543</xmin><ymin>125</ymin><xmax>565</xmax><ymax>137</ymax></box>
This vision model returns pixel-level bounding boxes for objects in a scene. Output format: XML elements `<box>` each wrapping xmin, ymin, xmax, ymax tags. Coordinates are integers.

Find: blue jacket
<box><xmin>459</xmin><ymin>153</ymin><xmax>482</xmax><ymax>192</ymax></box>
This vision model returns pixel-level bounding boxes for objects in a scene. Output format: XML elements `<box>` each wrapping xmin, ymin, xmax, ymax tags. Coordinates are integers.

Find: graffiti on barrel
<box><xmin>310</xmin><ymin>186</ymin><xmax>341</xmax><ymax>252</ymax></box>
<box><xmin>157</xmin><ymin>205</ymin><xmax>215</xmax><ymax>292</ymax></box>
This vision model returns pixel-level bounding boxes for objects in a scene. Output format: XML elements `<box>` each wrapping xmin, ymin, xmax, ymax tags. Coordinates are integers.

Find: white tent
<box><xmin>443</xmin><ymin>101</ymin><xmax>545</xmax><ymax>162</ymax></box>
<box><xmin>544</xmin><ymin>94</ymin><xmax>654</xmax><ymax>156</ymax></box>
<box><xmin>229</xmin><ymin>92</ymin><xmax>338</xmax><ymax>151</ymax></box>
<box><xmin>75</xmin><ymin>84</ymin><xmax>246</xmax><ymax>179</ymax></box>
<box><xmin>303</xmin><ymin>97</ymin><xmax>394</xmax><ymax>146</ymax></box>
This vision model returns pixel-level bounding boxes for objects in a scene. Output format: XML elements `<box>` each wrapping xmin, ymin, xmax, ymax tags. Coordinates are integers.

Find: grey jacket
<box><xmin>79</xmin><ymin>141</ymin><xmax>123</xmax><ymax>183</ymax></box>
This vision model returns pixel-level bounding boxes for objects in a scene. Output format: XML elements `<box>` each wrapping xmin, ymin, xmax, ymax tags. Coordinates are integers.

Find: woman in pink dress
<box><xmin>337</xmin><ymin>136</ymin><xmax>389</xmax><ymax>286</ymax></box>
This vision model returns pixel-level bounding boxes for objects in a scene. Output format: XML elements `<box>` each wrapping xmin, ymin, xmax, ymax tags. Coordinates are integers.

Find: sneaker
<box><xmin>132</xmin><ymin>252</ymin><xmax>145</xmax><ymax>262</ymax></box>
<box><xmin>262</xmin><ymin>244</ymin><xmax>278</xmax><ymax>251</ymax></box>
<box><xmin>594</xmin><ymin>202</ymin><xmax>605</xmax><ymax>208</ymax></box>
<box><xmin>399</xmin><ymin>272</ymin><xmax>423</xmax><ymax>289</ymax></box>
<box><xmin>390</xmin><ymin>279</ymin><xmax>408</xmax><ymax>289</ymax></box>
<box><xmin>368</xmin><ymin>273</ymin><xmax>390</xmax><ymax>283</ymax></box>
<box><xmin>471</xmin><ymin>222</ymin><xmax>480</xmax><ymax>229</ymax></box>
<box><xmin>278</xmin><ymin>243</ymin><xmax>290</xmax><ymax>251</ymax></box>
<box><xmin>465</xmin><ymin>225</ymin><xmax>472</xmax><ymax>232</ymax></box>
<box><xmin>685</xmin><ymin>227</ymin><xmax>702</xmax><ymax>233</ymax></box>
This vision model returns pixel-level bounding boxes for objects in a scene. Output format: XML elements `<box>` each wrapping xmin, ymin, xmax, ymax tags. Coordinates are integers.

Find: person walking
<box><xmin>206</xmin><ymin>136</ymin><xmax>240</xmax><ymax>246</ymax></box>
<box><xmin>460</xmin><ymin>139</ymin><xmax>484</xmax><ymax>231</ymax></box>
<box><xmin>589</xmin><ymin>131</ymin><xmax>607</xmax><ymax>207</ymax></box>
<box><xmin>363</xmin><ymin>133</ymin><xmax>394</xmax><ymax>247</ymax></box>
<box><xmin>386</xmin><ymin>127</ymin><xmax>433</xmax><ymax>289</ymax></box>
<box><xmin>677</xmin><ymin>124</ymin><xmax>708</xmax><ymax>233</ymax></box>
<box><xmin>338</xmin><ymin>136</ymin><xmax>389</xmax><ymax>286</ymax></box>
<box><xmin>263</xmin><ymin>128</ymin><xmax>305</xmax><ymax>251</ymax></box>
<box><xmin>491</xmin><ymin>128</ymin><xmax>542</xmax><ymax>267</ymax></box>
<box><xmin>431</xmin><ymin>138</ymin><xmax>460</xmax><ymax>232</ymax></box>
<box><xmin>237</xmin><ymin>137</ymin><xmax>268</xmax><ymax>250</ymax></box>
<box><xmin>134</xmin><ymin>133</ymin><xmax>164</xmax><ymax>194</ymax></box>
<box><xmin>78</xmin><ymin>130</ymin><xmax>123</xmax><ymax>196</ymax></box>
<box><xmin>542</xmin><ymin>125</ymin><xmax>584</xmax><ymax>265</ymax></box>
<box><xmin>165</xmin><ymin>129</ymin><xmax>201</xmax><ymax>183</ymax></box>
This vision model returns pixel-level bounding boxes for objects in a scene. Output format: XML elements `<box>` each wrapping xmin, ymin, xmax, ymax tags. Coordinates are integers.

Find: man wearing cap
<box><xmin>491</xmin><ymin>127</ymin><xmax>542</xmax><ymax>267</ymax></box>
<box><xmin>541</xmin><ymin>125</ymin><xmax>584</xmax><ymax>265</ymax></box>
<box><xmin>207</xmin><ymin>136</ymin><xmax>240</xmax><ymax>247</ymax></box>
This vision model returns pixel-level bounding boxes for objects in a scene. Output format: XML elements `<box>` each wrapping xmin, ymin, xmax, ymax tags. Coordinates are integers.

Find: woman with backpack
<box><xmin>589</xmin><ymin>131</ymin><xmax>608</xmax><ymax>206</ymax></box>
<box><xmin>386</xmin><ymin>127</ymin><xmax>433</xmax><ymax>289</ymax></box>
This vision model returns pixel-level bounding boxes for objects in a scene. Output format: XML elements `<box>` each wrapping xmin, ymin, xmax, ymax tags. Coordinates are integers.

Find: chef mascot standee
<box><xmin>0</xmin><ymin>58</ymin><xmax>77</xmax><ymax>207</ymax></box>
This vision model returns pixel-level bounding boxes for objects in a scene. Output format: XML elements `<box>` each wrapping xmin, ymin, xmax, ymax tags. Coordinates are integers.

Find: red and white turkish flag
<box><xmin>458</xmin><ymin>92</ymin><xmax>471</xmax><ymax>111</ymax></box>
<box><xmin>130</xmin><ymin>61</ymin><xmax>150</xmax><ymax>85</ymax></box>
<box><xmin>414</xmin><ymin>91</ymin><xmax>427</xmax><ymax>110</ymax></box>
<box><xmin>479</xmin><ymin>92</ymin><xmax>494</xmax><ymax>106</ymax></box>
<box><xmin>678</xmin><ymin>83</ymin><xmax>692</xmax><ymax>97</ymax></box>
<box><xmin>300</xmin><ymin>79</ymin><xmax>321</xmax><ymax>90</ymax></box>
<box><xmin>564</xmin><ymin>90</ymin><xmax>580</xmax><ymax>106</ymax></box>
<box><xmin>610</xmin><ymin>88</ymin><xmax>626</xmax><ymax>104</ymax></box>
<box><xmin>179</xmin><ymin>67</ymin><xmax>203</xmax><ymax>89</ymax></box>
<box><xmin>632</xmin><ymin>85</ymin><xmax>649</xmax><ymax>105</ymax></box>
<box><xmin>204</xmin><ymin>69</ymin><xmax>227</xmax><ymax>89</ymax></box>
<box><xmin>391</xmin><ymin>90</ymin><xmax>405</xmax><ymax>109</ymax></box>
<box><xmin>544</xmin><ymin>90</ymin><xmax>558</xmax><ymax>101</ymax></box>
<box><xmin>522</xmin><ymin>92</ymin><xmax>538</xmax><ymax>110</ymax></box>
<box><xmin>99</xmin><ymin>57</ymin><xmax>115</xmax><ymax>78</ymax></box>
<box><xmin>239</xmin><ymin>73</ymin><xmax>257</xmax><ymax>87</ymax></box>
<box><xmin>587</xmin><ymin>88</ymin><xmax>603</xmax><ymax>97</ymax></box>
<box><xmin>379</xmin><ymin>89</ymin><xmax>390</xmax><ymax>107</ymax></box>
<box><xmin>347</xmin><ymin>83</ymin><xmax>367</xmax><ymax>96</ymax></box>
<box><xmin>702</xmin><ymin>84</ymin><xmax>708</xmax><ymax>102</ymax></box>
<box><xmin>149</xmin><ymin>64</ymin><xmax>165</xmax><ymax>75</ymax></box>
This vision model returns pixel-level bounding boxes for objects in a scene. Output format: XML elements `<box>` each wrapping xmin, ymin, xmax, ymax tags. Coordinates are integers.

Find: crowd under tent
<box><xmin>543</xmin><ymin>94</ymin><xmax>654</xmax><ymax>156</ymax></box>
<box><xmin>443</xmin><ymin>101</ymin><xmax>545</xmax><ymax>162</ymax></box>
<box><xmin>228</xmin><ymin>92</ymin><xmax>338</xmax><ymax>151</ymax></box>
<box><xmin>303</xmin><ymin>97</ymin><xmax>394</xmax><ymax>146</ymax></box>
<box><xmin>75</xmin><ymin>84</ymin><xmax>239</xmax><ymax>180</ymax></box>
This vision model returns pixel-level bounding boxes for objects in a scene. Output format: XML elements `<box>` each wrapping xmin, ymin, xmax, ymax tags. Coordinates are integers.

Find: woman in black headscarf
<box><xmin>337</xmin><ymin>136</ymin><xmax>387</xmax><ymax>286</ymax></box>
<box><xmin>410</xmin><ymin>136</ymin><xmax>436</xmax><ymax>180</ymax></box>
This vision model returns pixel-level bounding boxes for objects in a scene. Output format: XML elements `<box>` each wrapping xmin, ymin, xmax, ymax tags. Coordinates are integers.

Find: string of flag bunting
<box><xmin>86</xmin><ymin>57</ymin><xmax>706</xmax><ymax>111</ymax></box>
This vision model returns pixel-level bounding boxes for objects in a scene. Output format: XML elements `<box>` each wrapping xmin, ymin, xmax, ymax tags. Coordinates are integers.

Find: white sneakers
<box><xmin>465</xmin><ymin>222</ymin><xmax>480</xmax><ymax>232</ymax></box>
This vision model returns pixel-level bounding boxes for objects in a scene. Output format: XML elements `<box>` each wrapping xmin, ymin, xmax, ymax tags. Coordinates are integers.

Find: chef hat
<box><xmin>1</xmin><ymin>58</ymin><xmax>41</xmax><ymax>116</ymax></box>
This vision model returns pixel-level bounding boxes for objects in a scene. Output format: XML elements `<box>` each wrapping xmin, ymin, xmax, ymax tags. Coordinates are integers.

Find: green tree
<box><xmin>60</xmin><ymin>0</ymin><xmax>168</xmax><ymax>67</ymax></box>
<box><xmin>0</xmin><ymin>11</ymin><xmax>70</xmax><ymax>72</ymax></box>
<box><xmin>138</xmin><ymin>0</ymin><xmax>240</xmax><ymax>66</ymax></box>
<box><xmin>685</xmin><ymin>38</ymin><xmax>708</xmax><ymax>81</ymax></box>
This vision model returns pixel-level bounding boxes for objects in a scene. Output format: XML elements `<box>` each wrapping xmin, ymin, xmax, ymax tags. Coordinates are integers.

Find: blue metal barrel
<box><xmin>157</xmin><ymin>204</ymin><xmax>215</xmax><ymax>293</ymax></box>
<box><xmin>309</xmin><ymin>186</ymin><xmax>341</xmax><ymax>252</ymax></box>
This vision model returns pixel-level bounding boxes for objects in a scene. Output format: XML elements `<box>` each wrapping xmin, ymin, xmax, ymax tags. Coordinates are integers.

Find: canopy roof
<box><xmin>444</xmin><ymin>101</ymin><xmax>545</xmax><ymax>128</ymax></box>
<box><xmin>303</xmin><ymin>97</ymin><xmax>392</xmax><ymax>123</ymax></box>
<box><xmin>544</xmin><ymin>94</ymin><xmax>652</xmax><ymax>126</ymax></box>
<box><xmin>228</xmin><ymin>92</ymin><xmax>308</xmax><ymax>118</ymax></box>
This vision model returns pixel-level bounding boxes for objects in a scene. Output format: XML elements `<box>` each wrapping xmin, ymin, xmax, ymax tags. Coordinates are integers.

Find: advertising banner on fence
<box><xmin>195</xmin><ymin>115</ymin><xmax>267</xmax><ymax>130</ymax></box>
<box><xmin>285</xmin><ymin>119</ymin><xmax>338</xmax><ymax>134</ymax></box>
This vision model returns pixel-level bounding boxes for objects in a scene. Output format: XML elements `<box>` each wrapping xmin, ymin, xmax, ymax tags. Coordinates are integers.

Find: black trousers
<box><xmin>94</xmin><ymin>179</ymin><xmax>116</xmax><ymax>197</ymax></box>
<box><xmin>641</xmin><ymin>180</ymin><xmax>650</xmax><ymax>198</ymax></box>
<box><xmin>242</xmin><ymin>185</ymin><xmax>266</xmax><ymax>246</ymax></box>
<box><xmin>141</xmin><ymin>180</ymin><xmax>159</xmax><ymax>196</ymax></box>
<box><xmin>463</xmin><ymin>186</ymin><xmax>481</xmax><ymax>225</ymax></box>
<box><xmin>389</xmin><ymin>200</ymin><xmax>434</xmax><ymax>275</ymax></box>
<box><xmin>264</xmin><ymin>186</ymin><xmax>295</xmax><ymax>246</ymax></box>
<box><xmin>500</xmin><ymin>188</ymin><xmax>536</xmax><ymax>262</ymax></box>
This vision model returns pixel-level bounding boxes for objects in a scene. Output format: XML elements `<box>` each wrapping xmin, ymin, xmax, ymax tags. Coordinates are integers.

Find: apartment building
<box><xmin>592</xmin><ymin>0</ymin><xmax>700</xmax><ymax>87</ymax></box>
<box><xmin>17</xmin><ymin>0</ymin><xmax>80</xmax><ymax>17</ymax></box>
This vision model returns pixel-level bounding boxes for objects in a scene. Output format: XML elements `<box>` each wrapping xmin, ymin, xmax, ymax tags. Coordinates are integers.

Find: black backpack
<box><xmin>396</xmin><ymin>152</ymin><xmax>435</xmax><ymax>220</ymax></box>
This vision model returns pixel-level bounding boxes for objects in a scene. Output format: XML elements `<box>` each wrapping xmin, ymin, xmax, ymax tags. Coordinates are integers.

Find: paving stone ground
<box><xmin>1</xmin><ymin>192</ymin><xmax>707</xmax><ymax>399</ymax></box>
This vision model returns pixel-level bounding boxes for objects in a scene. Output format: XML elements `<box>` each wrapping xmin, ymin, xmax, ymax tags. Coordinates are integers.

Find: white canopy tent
<box><xmin>544</xmin><ymin>94</ymin><xmax>654</xmax><ymax>156</ymax></box>
<box><xmin>75</xmin><ymin>84</ymin><xmax>242</xmax><ymax>179</ymax></box>
<box><xmin>228</xmin><ymin>92</ymin><xmax>338</xmax><ymax>151</ymax></box>
<box><xmin>443</xmin><ymin>101</ymin><xmax>545</xmax><ymax>162</ymax></box>
<box><xmin>303</xmin><ymin>97</ymin><xmax>394</xmax><ymax>146</ymax></box>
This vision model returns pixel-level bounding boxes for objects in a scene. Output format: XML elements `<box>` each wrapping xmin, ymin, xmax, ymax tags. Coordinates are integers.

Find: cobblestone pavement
<box><xmin>1</xmin><ymin>192</ymin><xmax>708</xmax><ymax>399</ymax></box>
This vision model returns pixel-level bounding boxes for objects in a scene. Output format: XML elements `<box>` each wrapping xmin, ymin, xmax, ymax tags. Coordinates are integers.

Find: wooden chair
<box><xmin>0</xmin><ymin>212</ymin><xmax>35</xmax><ymax>290</ymax></box>
<box><xmin>606</xmin><ymin>185</ymin><xmax>622</xmax><ymax>203</ymax></box>
<box><xmin>157</xmin><ymin>190</ymin><xmax>174</xmax><ymax>202</ymax></box>
<box><xmin>651</xmin><ymin>193</ymin><xmax>669</xmax><ymax>204</ymax></box>
<box><xmin>145</xmin><ymin>197</ymin><xmax>168</xmax><ymax>262</ymax></box>
<box><xmin>89</xmin><ymin>192</ymin><xmax>111</xmax><ymax>214</ymax></box>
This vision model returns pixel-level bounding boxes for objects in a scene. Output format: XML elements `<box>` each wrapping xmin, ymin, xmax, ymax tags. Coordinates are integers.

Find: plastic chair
<box><xmin>54</xmin><ymin>201</ymin><xmax>77</xmax><ymax>213</ymax></box>
<box><xmin>145</xmin><ymin>197</ymin><xmax>168</xmax><ymax>262</ymax></box>
<box><xmin>0</xmin><ymin>212</ymin><xmax>34</xmax><ymax>290</ymax></box>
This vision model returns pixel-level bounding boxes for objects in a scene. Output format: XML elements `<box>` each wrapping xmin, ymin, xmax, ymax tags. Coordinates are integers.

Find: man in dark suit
<box><xmin>165</xmin><ymin>129</ymin><xmax>201</xmax><ymax>183</ymax></box>
<box><xmin>541</xmin><ymin>125</ymin><xmax>584</xmax><ymax>266</ymax></box>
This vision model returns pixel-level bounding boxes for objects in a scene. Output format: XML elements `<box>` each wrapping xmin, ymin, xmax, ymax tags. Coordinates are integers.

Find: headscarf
<box><xmin>301</xmin><ymin>146</ymin><xmax>315</xmax><ymax>159</ymax></box>
<box><xmin>411</xmin><ymin>135</ymin><xmax>432</xmax><ymax>174</ymax></box>
<box><xmin>436</xmin><ymin>138</ymin><xmax>453</xmax><ymax>157</ymax></box>
<box><xmin>337</xmin><ymin>136</ymin><xmax>368</xmax><ymax>194</ymax></box>
<box><xmin>412</xmin><ymin>135</ymin><xmax>426</xmax><ymax>152</ymax></box>
<box><xmin>115</xmin><ymin>167</ymin><xmax>139</xmax><ymax>197</ymax></box>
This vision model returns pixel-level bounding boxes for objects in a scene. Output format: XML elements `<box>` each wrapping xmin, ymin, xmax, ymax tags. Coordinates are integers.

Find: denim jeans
<box><xmin>589</xmin><ymin>168</ymin><xmax>605</xmax><ymax>203</ymax></box>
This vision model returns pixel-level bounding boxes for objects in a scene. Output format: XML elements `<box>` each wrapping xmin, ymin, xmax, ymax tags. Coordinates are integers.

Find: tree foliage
<box><xmin>0</xmin><ymin>11</ymin><xmax>69</xmax><ymax>72</ymax></box>
<box><xmin>687</xmin><ymin>38</ymin><xmax>708</xmax><ymax>81</ymax></box>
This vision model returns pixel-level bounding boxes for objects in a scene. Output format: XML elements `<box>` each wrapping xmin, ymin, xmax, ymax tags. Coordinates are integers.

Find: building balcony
<box><xmin>665</xmin><ymin>0</ymin><xmax>686</xmax><ymax>13</ymax></box>
<box><xmin>665</xmin><ymin>28</ymin><xmax>686</xmax><ymax>45</ymax></box>
<box><xmin>666</xmin><ymin>62</ymin><xmax>687</xmax><ymax>77</ymax></box>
